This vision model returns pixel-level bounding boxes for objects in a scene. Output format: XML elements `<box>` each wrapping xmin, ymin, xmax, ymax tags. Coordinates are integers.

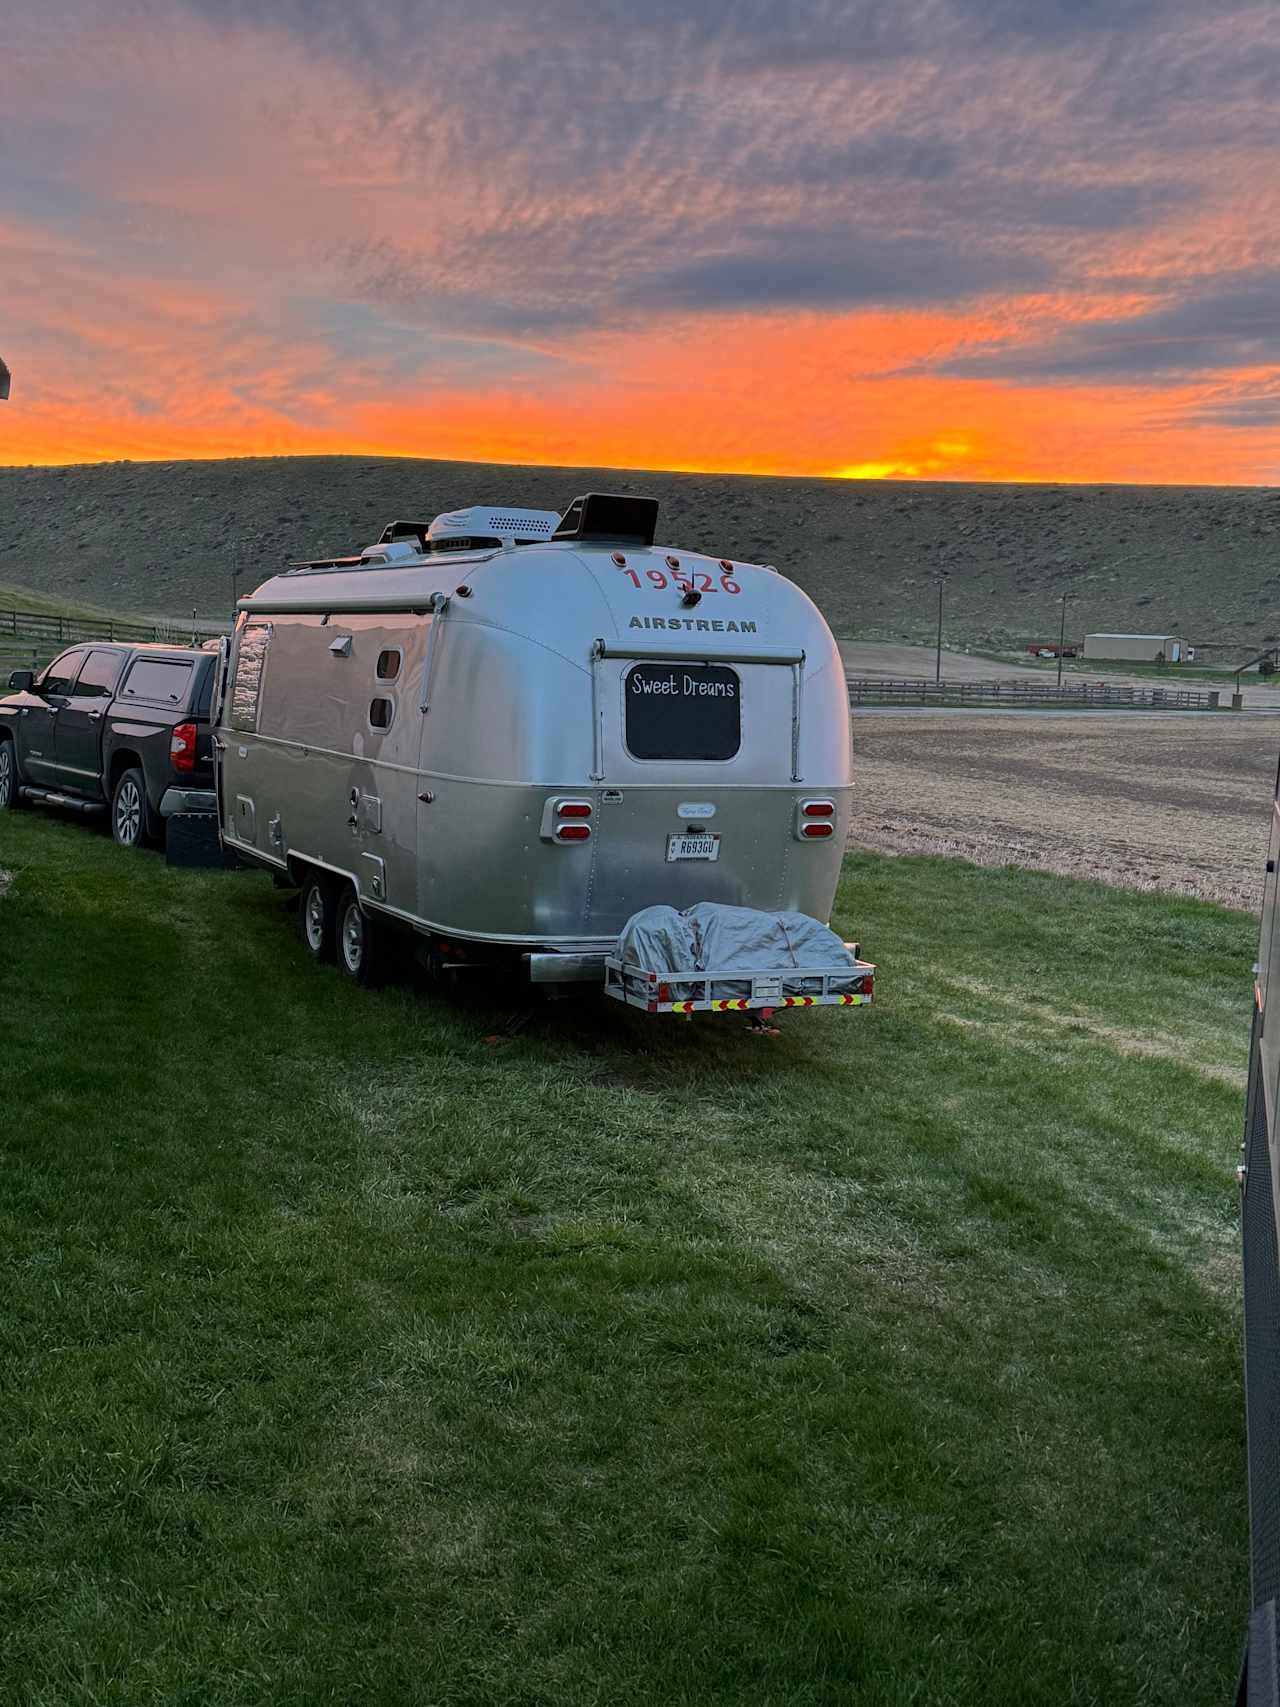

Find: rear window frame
<box><xmin>119</xmin><ymin>654</ymin><xmax>197</xmax><ymax>709</ymax></box>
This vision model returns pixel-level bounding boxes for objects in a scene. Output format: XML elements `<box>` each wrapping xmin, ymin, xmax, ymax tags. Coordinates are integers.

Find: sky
<box><xmin>1</xmin><ymin>0</ymin><xmax>1278</xmax><ymax>482</ymax></box>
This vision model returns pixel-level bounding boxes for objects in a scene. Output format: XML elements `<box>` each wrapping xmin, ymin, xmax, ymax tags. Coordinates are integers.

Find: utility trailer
<box><xmin>214</xmin><ymin>492</ymin><xmax>870</xmax><ymax>1017</ymax></box>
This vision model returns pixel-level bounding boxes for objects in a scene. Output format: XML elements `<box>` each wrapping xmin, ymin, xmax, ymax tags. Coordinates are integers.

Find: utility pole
<box><xmin>0</xmin><ymin>357</ymin><xmax>10</xmax><ymax>400</ymax></box>
<box><xmin>935</xmin><ymin>569</ymin><xmax>949</xmax><ymax>685</ymax></box>
<box><xmin>1057</xmin><ymin>590</ymin><xmax>1072</xmax><ymax>690</ymax></box>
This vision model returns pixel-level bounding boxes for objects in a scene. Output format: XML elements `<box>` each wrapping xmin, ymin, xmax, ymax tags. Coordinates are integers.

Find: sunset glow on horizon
<box><xmin>3</xmin><ymin>2</ymin><xmax>1278</xmax><ymax>484</ymax></box>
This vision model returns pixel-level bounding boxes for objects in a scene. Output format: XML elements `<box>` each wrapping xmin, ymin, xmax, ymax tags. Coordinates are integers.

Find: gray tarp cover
<box><xmin>617</xmin><ymin>903</ymin><xmax>857</xmax><ymax>998</ymax></box>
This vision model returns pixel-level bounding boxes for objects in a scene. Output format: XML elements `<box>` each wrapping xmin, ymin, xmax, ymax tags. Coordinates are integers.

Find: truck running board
<box><xmin>19</xmin><ymin>787</ymin><xmax>104</xmax><ymax>814</ymax></box>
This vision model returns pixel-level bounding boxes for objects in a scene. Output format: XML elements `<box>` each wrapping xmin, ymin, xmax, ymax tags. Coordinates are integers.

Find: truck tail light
<box><xmin>557</xmin><ymin>801</ymin><xmax>592</xmax><ymax>819</ymax></box>
<box><xmin>803</xmin><ymin>801</ymin><xmax>834</xmax><ymax>818</ymax></box>
<box><xmin>802</xmin><ymin>822</ymin><xmax>833</xmax><ymax>838</ymax></box>
<box><xmin>170</xmin><ymin>722</ymin><xmax>198</xmax><ymax>774</ymax></box>
<box><xmin>556</xmin><ymin>823</ymin><xmax>591</xmax><ymax>842</ymax></box>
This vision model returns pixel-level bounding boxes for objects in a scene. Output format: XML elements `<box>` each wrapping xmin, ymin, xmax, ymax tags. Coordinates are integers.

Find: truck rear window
<box><xmin>121</xmin><ymin>658</ymin><xmax>193</xmax><ymax>705</ymax></box>
<box><xmin>624</xmin><ymin>662</ymin><xmax>741</xmax><ymax>761</ymax></box>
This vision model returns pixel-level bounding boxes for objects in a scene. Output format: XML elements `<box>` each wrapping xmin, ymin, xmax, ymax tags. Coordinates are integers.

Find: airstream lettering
<box><xmin>629</xmin><ymin>616</ymin><xmax>758</xmax><ymax>632</ymax></box>
<box><xmin>214</xmin><ymin>492</ymin><xmax>872</xmax><ymax>1011</ymax></box>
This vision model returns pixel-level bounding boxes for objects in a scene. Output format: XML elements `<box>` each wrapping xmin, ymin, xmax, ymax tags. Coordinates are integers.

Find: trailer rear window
<box><xmin>624</xmin><ymin>662</ymin><xmax>741</xmax><ymax>761</ymax></box>
<box><xmin>121</xmin><ymin>658</ymin><xmax>193</xmax><ymax>705</ymax></box>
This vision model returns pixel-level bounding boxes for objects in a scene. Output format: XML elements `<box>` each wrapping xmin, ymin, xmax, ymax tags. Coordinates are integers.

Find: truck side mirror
<box><xmin>7</xmin><ymin>670</ymin><xmax>33</xmax><ymax>692</ymax></box>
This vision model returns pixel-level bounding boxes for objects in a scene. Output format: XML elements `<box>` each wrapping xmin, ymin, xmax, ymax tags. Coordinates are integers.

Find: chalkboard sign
<box><xmin>624</xmin><ymin>662</ymin><xmax>741</xmax><ymax>760</ymax></box>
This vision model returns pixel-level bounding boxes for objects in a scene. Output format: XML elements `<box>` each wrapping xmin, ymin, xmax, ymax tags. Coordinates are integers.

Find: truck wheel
<box><xmin>0</xmin><ymin>739</ymin><xmax>22</xmax><ymax>811</ymax></box>
<box><xmin>336</xmin><ymin>886</ymin><xmax>385</xmax><ymax>987</ymax></box>
<box><xmin>111</xmin><ymin>767</ymin><xmax>158</xmax><ymax>849</ymax></box>
<box><xmin>298</xmin><ymin>873</ymin><xmax>337</xmax><ymax>963</ymax></box>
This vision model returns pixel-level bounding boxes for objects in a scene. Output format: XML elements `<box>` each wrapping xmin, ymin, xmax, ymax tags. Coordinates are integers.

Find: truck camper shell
<box><xmin>215</xmin><ymin>493</ymin><xmax>871</xmax><ymax>1009</ymax></box>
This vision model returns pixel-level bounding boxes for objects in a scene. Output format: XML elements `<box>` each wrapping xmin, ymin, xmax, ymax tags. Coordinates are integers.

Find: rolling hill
<box><xmin>2</xmin><ymin>456</ymin><xmax>1278</xmax><ymax>654</ymax></box>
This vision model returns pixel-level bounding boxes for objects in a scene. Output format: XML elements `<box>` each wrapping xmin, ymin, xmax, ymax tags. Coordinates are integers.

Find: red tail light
<box><xmin>557</xmin><ymin>801</ymin><xmax>592</xmax><ymax>819</ymax></box>
<box><xmin>170</xmin><ymin>722</ymin><xmax>198</xmax><ymax>774</ymax></box>
<box><xmin>803</xmin><ymin>801</ymin><xmax>834</xmax><ymax>818</ymax></box>
<box><xmin>802</xmin><ymin>822</ymin><xmax>833</xmax><ymax>838</ymax></box>
<box><xmin>556</xmin><ymin>823</ymin><xmax>591</xmax><ymax>842</ymax></box>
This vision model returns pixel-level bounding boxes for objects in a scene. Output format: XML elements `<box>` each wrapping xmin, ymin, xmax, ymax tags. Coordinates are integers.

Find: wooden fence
<box><xmin>0</xmin><ymin>606</ymin><xmax>228</xmax><ymax>647</ymax></box>
<box><xmin>847</xmin><ymin>676</ymin><xmax>1224</xmax><ymax>711</ymax></box>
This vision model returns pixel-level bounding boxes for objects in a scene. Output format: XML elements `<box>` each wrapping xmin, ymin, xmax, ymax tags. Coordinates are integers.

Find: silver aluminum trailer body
<box><xmin>216</xmin><ymin>507</ymin><xmax>853</xmax><ymax>974</ymax></box>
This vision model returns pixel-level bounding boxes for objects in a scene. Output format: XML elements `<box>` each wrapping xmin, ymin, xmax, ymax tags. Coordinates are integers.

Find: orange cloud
<box><xmin>2</xmin><ymin>3</ymin><xmax>1278</xmax><ymax>484</ymax></box>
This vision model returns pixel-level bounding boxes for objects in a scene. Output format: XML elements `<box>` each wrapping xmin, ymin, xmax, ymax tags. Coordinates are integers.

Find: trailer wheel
<box><xmin>298</xmin><ymin>873</ymin><xmax>337</xmax><ymax>963</ymax></box>
<box><xmin>335</xmin><ymin>886</ymin><xmax>385</xmax><ymax>987</ymax></box>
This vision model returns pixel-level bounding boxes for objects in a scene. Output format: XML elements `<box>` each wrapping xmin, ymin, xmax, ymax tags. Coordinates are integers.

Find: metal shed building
<box><xmin>1083</xmin><ymin>632</ymin><xmax>1186</xmax><ymax>663</ymax></box>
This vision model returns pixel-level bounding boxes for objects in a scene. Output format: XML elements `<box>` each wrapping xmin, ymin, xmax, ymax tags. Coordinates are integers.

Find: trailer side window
<box><xmin>369</xmin><ymin>696</ymin><xmax>393</xmax><ymax>729</ymax></box>
<box><xmin>376</xmin><ymin>649</ymin><xmax>401</xmax><ymax>681</ymax></box>
<box><xmin>624</xmin><ymin>663</ymin><xmax>741</xmax><ymax>761</ymax></box>
<box><xmin>230</xmin><ymin>623</ymin><xmax>271</xmax><ymax>732</ymax></box>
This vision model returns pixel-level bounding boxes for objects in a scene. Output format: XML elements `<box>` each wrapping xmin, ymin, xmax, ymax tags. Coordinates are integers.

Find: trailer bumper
<box><xmin>525</xmin><ymin>950</ymin><xmax>612</xmax><ymax>985</ymax></box>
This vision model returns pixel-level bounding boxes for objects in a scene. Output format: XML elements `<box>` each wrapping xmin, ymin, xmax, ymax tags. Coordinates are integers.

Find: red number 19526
<box><xmin>621</xmin><ymin>568</ymin><xmax>740</xmax><ymax>595</ymax></box>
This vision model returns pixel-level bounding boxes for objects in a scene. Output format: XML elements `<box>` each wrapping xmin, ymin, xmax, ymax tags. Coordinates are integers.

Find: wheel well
<box><xmin>108</xmin><ymin>749</ymin><xmax>143</xmax><ymax>792</ymax></box>
<box><xmin>286</xmin><ymin>855</ymin><xmax>342</xmax><ymax>891</ymax></box>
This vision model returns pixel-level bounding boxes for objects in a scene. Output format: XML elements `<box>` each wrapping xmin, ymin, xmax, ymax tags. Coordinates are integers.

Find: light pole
<box><xmin>1056</xmin><ymin>590</ymin><xmax>1073</xmax><ymax>691</ymax></box>
<box><xmin>935</xmin><ymin>569</ymin><xmax>950</xmax><ymax>685</ymax></box>
<box><xmin>0</xmin><ymin>357</ymin><xmax>10</xmax><ymax>400</ymax></box>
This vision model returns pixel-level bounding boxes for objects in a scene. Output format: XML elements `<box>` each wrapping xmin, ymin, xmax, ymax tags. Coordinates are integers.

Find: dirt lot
<box><xmin>851</xmin><ymin>711</ymin><xmax>1279</xmax><ymax>910</ymax></box>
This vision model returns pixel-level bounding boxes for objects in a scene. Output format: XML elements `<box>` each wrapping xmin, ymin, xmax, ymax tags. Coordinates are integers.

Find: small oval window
<box><xmin>369</xmin><ymin>697</ymin><xmax>394</xmax><ymax>729</ymax></box>
<box><xmin>376</xmin><ymin>648</ymin><xmax>401</xmax><ymax>681</ymax></box>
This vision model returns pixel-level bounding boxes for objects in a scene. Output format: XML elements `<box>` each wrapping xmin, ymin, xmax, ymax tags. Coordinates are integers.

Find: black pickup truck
<box><xmin>0</xmin><ymin>641</ymin><xmax>219</xmax><ymax>847</ymax></box>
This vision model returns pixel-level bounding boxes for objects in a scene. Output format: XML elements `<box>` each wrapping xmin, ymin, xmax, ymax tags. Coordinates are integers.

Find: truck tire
<box><xmin>335</xmin><ymin>886</ymin><xmax>385</xmax><ymax>988</ymax></box>
<box><xmin>298</xmin><ymin>872</ymin><xmax>337</xmax><ymax>963</ymax></box>
<box><xmin>0</xmin><ymin>738</ymin><xmax>23</xmax><ymax>811</ymax></box>
<box><xmin>111</xmin><ymin>766</ymin><xmax>159</xmax><ymax>849</ymax></box>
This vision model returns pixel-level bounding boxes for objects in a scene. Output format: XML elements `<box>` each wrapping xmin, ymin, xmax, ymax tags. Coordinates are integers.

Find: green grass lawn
<box><xmin>0</xmin><ymin>810</ymin><xmax>1253</xmax><ymax>1705</ymax></box>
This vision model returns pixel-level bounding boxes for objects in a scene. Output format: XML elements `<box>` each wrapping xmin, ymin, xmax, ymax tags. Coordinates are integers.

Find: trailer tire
<box><xmin>335</xmin><ymin>886</ymin><xmax>385</xmax><ymax>988</ymax></box>
<box><xmin>298</xmin><ymin>872</ymin><xmax>337</xmax><ymax>963</ymax></box>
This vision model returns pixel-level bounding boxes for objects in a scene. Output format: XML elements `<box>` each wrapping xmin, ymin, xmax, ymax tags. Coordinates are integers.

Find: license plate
<box><xmin>667</xmin><ymin>832</ymin><xmax>720</xmax><ymax>862</ymax></box>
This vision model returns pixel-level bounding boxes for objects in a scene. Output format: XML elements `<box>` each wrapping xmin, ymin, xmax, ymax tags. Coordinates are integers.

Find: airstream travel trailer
<box><xmin>214</xmin><ymin>493</ymin><xmax>873</xmax><ymax>1015</ymax></box>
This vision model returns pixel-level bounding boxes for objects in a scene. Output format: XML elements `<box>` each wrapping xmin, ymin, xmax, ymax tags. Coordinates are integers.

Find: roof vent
<box><xmin>359</xmin><ymin>539</ymin><xmax>423</xmax><ymax>566</ymax></box>
<box><xmin>553</xmin><ymin>493</ymin><xmax>659</xmax><ymax>546</ymax></box>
